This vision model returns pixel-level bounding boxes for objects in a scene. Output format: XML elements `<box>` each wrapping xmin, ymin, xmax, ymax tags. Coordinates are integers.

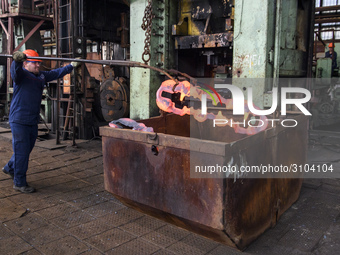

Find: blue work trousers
<box><xmin>4</xmin><ymin>122</ymin><xmax>38</xmax><ymax>187</ymax></box>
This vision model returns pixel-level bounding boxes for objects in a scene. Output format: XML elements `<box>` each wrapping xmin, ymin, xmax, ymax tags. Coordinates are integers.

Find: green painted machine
<box><xmin>129</xmin><ymin>0</ymin><xmax>314</xmax><ymax>119</ymax></box>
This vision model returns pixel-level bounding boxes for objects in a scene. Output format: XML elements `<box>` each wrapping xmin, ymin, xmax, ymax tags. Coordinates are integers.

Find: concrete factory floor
<box><xmin>0</xmin><ymin>125</ymin><xmax>340</xmax><ymax>255</ymax></box>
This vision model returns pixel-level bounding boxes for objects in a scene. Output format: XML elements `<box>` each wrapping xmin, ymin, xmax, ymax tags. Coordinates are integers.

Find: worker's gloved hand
<box><xmin>13</xmin><ymin>51</ymin><xmax>27</xmax><ymax>62</ymax></box>
<box><xmin>71</xmin><ymin>61</ymin><xmax>81</xmax><ymax>68</ymax></box>
<box><xmin>71</xmin><ymin>58</ymin><xmax>81</xmax><ymax>68</ymax></box>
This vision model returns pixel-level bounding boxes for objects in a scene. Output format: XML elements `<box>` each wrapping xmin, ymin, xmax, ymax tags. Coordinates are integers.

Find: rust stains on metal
<box><xmin>234</xmin><ymin>67</ymin><xmax>243</xmax><ymax>77</ymax></box>
<box><xmin>100</xmin><ymin>114</ymin><xmax>307</xmax><ymax>250</ymax></box>
<box><xmin>98</xmin><ymin>78</ymin><xmax>129</xmax><ymax>122</ymax></box>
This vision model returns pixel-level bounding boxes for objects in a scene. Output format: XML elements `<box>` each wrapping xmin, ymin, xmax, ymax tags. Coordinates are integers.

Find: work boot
<box><xmin>13</xmin><ymin>185</ymin><xmax>36</xmax><ymax>193</ymax></box>
<box><xmin>2</xmin><ymin>167</ymin><xmax>14</xmax><ymax>179</ymax></box>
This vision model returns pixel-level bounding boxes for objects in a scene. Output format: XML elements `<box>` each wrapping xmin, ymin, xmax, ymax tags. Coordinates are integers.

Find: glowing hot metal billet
<box><xmin>156</xmin><ymin>79</ymin><xmax>269</xmax><ymax>135</ymax></box>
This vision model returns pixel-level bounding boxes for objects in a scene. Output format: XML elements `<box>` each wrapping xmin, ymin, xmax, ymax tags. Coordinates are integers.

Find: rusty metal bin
<box><xmin>100</xmin><ymin>114</ymin><xmax>308</xmax><ymax>250</ymax></box>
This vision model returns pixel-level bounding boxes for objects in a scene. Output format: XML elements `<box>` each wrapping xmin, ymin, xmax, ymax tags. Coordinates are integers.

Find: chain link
<box><xmin>141</xmin><ymin>0</ymin><xmax>153</xmax><ymax>64</ymax></box>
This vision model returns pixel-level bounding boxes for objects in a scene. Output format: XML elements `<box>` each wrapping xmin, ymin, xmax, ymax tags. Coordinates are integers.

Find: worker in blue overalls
<box><xmin>325</xmin><ymin>42</ymin><xmax>338</xmax><ymax>75</ymax></box>
<box><xmin>2</xmin><ymin>49</ymin><xmax>80</xmax><ymax>193</ymax></box>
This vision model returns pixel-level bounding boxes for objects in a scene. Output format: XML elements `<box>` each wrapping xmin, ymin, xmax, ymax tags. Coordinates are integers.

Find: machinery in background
<box><xmin>0</xmin><ymin>0</ymin><xmax>316</xmax><ymax>136</ymax></box>
<box><xmin>311</xmin><ymin>3</ymin><xmax>340</xmax><ymax>129</ymax></box>
<box><xmin>131</xmin><ymin>0</ymin><xmax>313</xmax><ymax>115</ymax></box>
<box><xmin>172</xmin><ymin>0</ymin><xmax>234</xmax><ymax>79</ymax></box>
<box><xmin>0</xmin><ymin>0</ymin><xmax>130</xmax><ymax>141</ymax></box>
<box><xmin>50</xmin><ymin>0</ymin><xmax>130</xmax><ymax>141</ymax></box>
<box><xmin>0</xmin><ymin>0</ymin><xmax>50</xmax><ymax>120</ymax></box>
<box><xmin>311</xmin><ymin>42</ymin><xmax>340</xmax><ymax>128</ymax></box>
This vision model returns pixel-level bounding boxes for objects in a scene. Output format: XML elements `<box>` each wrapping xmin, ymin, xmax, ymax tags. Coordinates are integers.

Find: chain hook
<box><xmin>141</xmin><ymin>0</ymin><xmax>153</xmax><ymax>65</ymax></box>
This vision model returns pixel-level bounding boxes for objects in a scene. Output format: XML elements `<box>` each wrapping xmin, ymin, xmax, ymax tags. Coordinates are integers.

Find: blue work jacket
<box><xmin>9</xmin><ymin>61</ymin><xmax>73</xmax><ymax>125</ymax></box>
<box><xmin>325</xmin><ymin>51</ymin><xmax>338</xmax><ymax>70</ymax></box>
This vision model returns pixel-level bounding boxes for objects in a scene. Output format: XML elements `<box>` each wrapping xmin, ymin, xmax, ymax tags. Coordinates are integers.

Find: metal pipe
<box><xmin>273</xmin><ymin>0</ymin><xmax>282</xmax><ymax>82</ymax></box>
<box><xmin>55</xmin><ymin>0</ymin><xmax>60</xmax><ymax>145</ymax></box>
<box><xmin>0</xmin><ymin>54</ymin><xmax>177</xmax><ymax>83</ymax></box>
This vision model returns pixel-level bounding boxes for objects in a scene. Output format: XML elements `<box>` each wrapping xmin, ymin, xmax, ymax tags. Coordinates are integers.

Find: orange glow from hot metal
<box><xmin>156</xmin><ymin>80</ymin><xmax>268</xmax><ymax>135</ymax></box>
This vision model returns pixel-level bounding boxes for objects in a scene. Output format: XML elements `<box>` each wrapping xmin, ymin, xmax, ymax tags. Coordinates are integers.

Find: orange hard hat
<box><xmin>23</xmin><ymin>49</ymin><xmax>42</xmax><ymax>62</ymax></box>
<box><xmin>328</xmin><ymin>43</ymin><xmax>335</xmax><ymax>48</ymax></box>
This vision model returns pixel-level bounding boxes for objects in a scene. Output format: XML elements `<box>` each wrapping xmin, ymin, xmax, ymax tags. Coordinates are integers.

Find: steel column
<box><xmin>232</xmin><ymin>0</ymin><xmax>275</xmax><ymax>108</ymax></box>
<box><xmin>6</xmin><ymin>17</ymin><xmax>13</xmax><ymax>113</ymax></box>
<box><xmin>130</xmin><ymin>0</ymin><xmax>176</xmax><ymax>120</ymax></box>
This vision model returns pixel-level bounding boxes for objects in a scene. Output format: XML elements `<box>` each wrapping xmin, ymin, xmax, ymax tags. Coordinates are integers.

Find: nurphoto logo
<box><xmin>200</xmin><ymin>85</ymin><xmax>312</xmax><ymax>130</ymax></box>
<box><xmin>201</xmin><ymin>85</ymin><xmax>312</xmax><ymax>116</ymax></box>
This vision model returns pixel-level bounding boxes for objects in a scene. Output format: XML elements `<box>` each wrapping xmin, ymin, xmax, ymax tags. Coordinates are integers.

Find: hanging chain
<box><xmin>141</xmin><ymin>0</ymin><xmax>153</xmax><ymax>64</ymax></box>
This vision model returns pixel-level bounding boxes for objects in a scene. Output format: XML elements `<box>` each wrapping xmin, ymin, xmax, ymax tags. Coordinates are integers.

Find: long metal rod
<box><xmin>71</xmin><ymin>0</ymin><xmax>76</xmax><ymax>147</ymax></box>
<box><xmin>55</xmin><ymin>0</ymin><xmax>60</xmax><ymax>145</ymax></box>
<box><xmin>0</xmin><ymin>54</ymin><xmax>177</xmax><ymax>83</ymax></box>
<box><xmin>55</xmin><ymin>1</ymin><xmax>60</xmax><ymax>145</ymax></box>
<box><xmin>315</xmin><ymin>5</ymin><xmax>340</xmax><ymax>12</ymax></box>
<box><xmin>273</xmin><ymin>0</ymin><xmax>282</xmax><ymax>82</ymax></box>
